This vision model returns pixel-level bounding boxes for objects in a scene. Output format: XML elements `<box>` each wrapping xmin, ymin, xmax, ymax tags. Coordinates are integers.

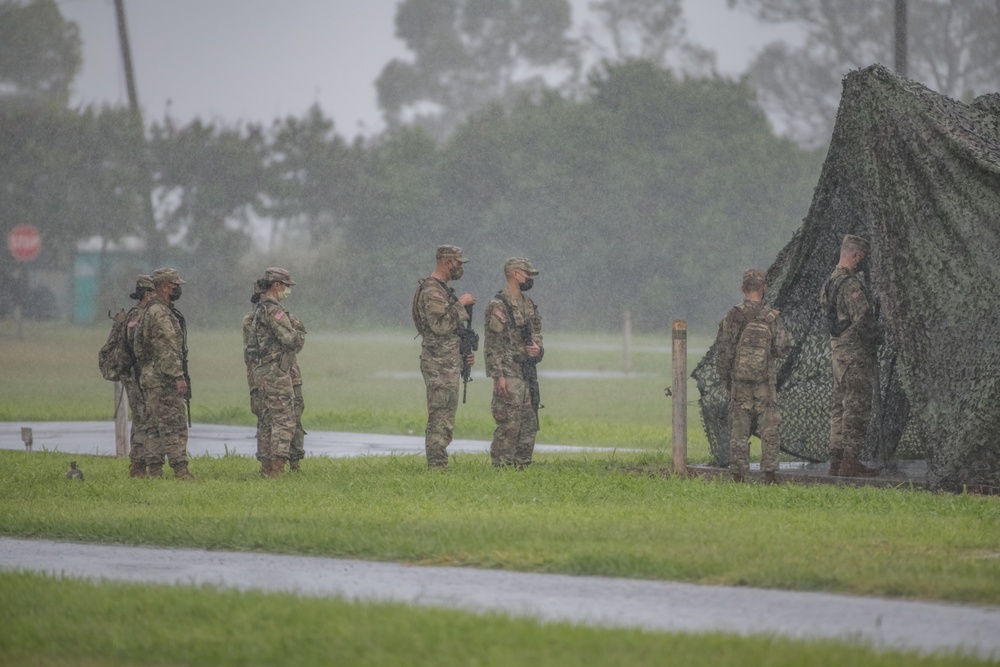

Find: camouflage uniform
<box><xmin>485</xmin><ymin>259</ymin><xmax>543</xmax><ymax>468</ymax></box>
<box><xmin>413</xmin><ymin>259</ymin><xmax>470</xmax><ymax>469</ymax></box>
<box><xmin>123</xmin><ymin>276</ymin><xmax>155</xmax><ymax>475</ymax></box>
<box><xmin>245</xmin><ymin>274</ymin><xmax>305</xmax><ymax>468</ymax></box>
<box><xmin>289</xmin><ymin>357</ymin><xmax>307</xmax><ymax>468</ymax></box>
<box><xmin>820</xmin><ymin>264</ymin><xmax>880</xmax><ymax>466</ymax></box>
<box><xmin>715</xmin><ymin>278</ymin><xmax>791</xmax><ymax>480</ymax></box>
<box><xmin>133</xmin><ymin>270</ymin><xmax>189</xmax><ymax>476</ymax></box>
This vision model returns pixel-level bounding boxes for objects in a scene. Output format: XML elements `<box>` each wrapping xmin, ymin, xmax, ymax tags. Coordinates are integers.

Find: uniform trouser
<box><xmin>254</xmin><ymin>369</ymin><xmax>297</xmax><ymax>462</ymax></box>
<box><xmin>250</xmin><ymin>386</ymin><xmax>265</xmax><ymax>460</ymax></box>
<box><xmin>728</xmin><ymin>381</ymin><xmax>780</xmax><ymax>475</ymax></box>
<box><xmin>830</xmin><ymin>352</ymin><xmax>874</xmax><ymax>458</ymax></box>
<box><xmin>142</xmin><ymin>384</ymin><xmax>188</xmax><ymax>468</ymax></box>
<box><xmin>290</xmin><ymin>383</ymin><xmax>306</xmax><ymax>462</ymax></box>
<box><xmin>421</xmin><ymin>359</ymin><xmax>460</xmax><ymax>468</ymax></box>
<box><xmin>124</xmin><ymin>378</ymin><xmax>148</xmax><ymax>465</ymax></box>
<box><xmin>490</xmin><ymin>375</ymin><xmax>538</xmax><ymax>467</ymax></box>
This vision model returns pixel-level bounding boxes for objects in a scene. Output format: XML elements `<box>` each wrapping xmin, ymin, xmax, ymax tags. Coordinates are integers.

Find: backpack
<box><xmin>98</xmin><ymin>308</ymin><xmax>135</xmax><ymax>382</ymax></box>
<box><xmin>733</xmin><ymin>306</ymin><xmax>777</xmax><ymax>383</ymax></box>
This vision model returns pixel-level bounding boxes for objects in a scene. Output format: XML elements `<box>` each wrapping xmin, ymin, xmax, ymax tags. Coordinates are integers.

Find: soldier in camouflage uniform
<box><xmin>820</xmin><ymin>235</ymin><xmax>880</xmax><ymax>477</ymax></box>
<box><xmin>715</xmin><ymin>269</ymin><xmax>791</xmax><ymax>484</ymax></box>
<box><xmin>484</xmin><ymin>257</ymin><xmax>543</xmax><ymax>468</ymax></box>
<box><xmin>124</xmin><ymin>275</ymin><xmax>154</xmax><ymax>478</ymax></box>
<box><xmin>133</xmin><ymin>268</ymin><xmax>193</xmax><ymax>480</ymax></box>
<box><xmin>244</xmin><ymin>267</ymin><xmax>305</xmax><ymax>477</ymax></box>
<box><xmin>412</xmin><ymin>245</ymin><xmax>476</xmax><ymax>469</ymax></box>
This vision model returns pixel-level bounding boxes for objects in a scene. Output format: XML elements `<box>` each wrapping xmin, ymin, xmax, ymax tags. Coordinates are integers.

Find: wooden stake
<box><xmin>672</xmin><ymin>320</ymin><xmax>687</xmax><ymax>475</ymax></box>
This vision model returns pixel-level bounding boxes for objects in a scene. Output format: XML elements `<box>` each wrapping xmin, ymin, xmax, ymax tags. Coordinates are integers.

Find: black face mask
<box><xmin>170</xmin><ymin>286</ymin><xmax>182</xmax><ymax>302</ymax></box>
<box><xmin>518</xmin><ymin>278</ymin><xmax>534</xmax><ymax>292</ymax></box>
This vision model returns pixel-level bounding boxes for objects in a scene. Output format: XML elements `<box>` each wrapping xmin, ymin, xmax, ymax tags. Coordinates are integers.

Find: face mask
<box><xmin>449</xmin><ymin>264</ymin><xmax>464</xmax><ymax>281</ymax></box>
<box><xmin>169</xmin><ymin>286</ymin><xmax>182</xmax><ymax>302</ymax></box>
<box><xmin>278</xmin><ymin>286</ymin><xmax>292</xmax><ymax>300</ymax></box>
<box><xmin>518</xmin><ymin>278</ymin><xmax>534</xmax><ymax>292</ymax></box>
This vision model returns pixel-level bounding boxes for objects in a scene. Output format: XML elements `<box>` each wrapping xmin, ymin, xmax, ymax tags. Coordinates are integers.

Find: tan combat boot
<box><xmin>269</xmin><ymin>457</ymin><xmax>287</xmax><ymax>477</ymax></box>
<box><xmin>172</xmin><ymin>463</ymin><xmax>196</xmax><ymax>481</ymax></box>
<box><xmin>839</xmin><ymin>454</ymin><xmax>878</xmax><ymax>478</ymax></box>
<box><xmin>129</xmin><ymin>461</ymin><xmax>148</xmax><ymax>478</ymax></box>
<box><xmin>763</xmin><ymin>471</ymin><xmax>777</xmax><ymax>485</ymax></box>
<box><xmin>147</xmin><ymin>463</ymin><xmax>164</xmax><ymax>478</ymax></box>
<box><xmin>288</xmin><ymin>459</ymin><xmax>300</xmax><ymax>472</ymax></box>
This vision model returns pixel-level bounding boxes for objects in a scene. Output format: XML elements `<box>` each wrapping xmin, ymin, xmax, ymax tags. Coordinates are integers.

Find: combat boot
<box><xmin>763</xmin><ymin>471</ymin><xmax>777</xmax><ymax>485</ymax></box>
<box><xmin>129</xmin><ymin>461</ymin><xmax>148</xmax><ymax>478</ymax></box>
<box><xmin>259</xmin><ymin>459</ymin><xmax>270</xmax><ymax>477</ymax></box>
<box><xmin>839</xmin><ymin>455</ymin><xmax>878</xmax><ymax>478</ymax></box>
<box><xmin>731</xmin><ymin>470</ymin><xmax>745</xmax><ymax>483</ymax></box>
<box><xmin>268</xmin><ymin>457</ymin><xmax>287</xmax><ymax>477</ymax></box>
<box><xmin>289</xmin><ymin>459</ymin><xmax>300</xmax><ymax>472</ymax></box>
<box><xmin>828</xmin><ymin>449</ymin><xmax>844</xmax><ymax>477</ymax></box>
<box><xmin>147</xmin><ymin>463</ymin><xmax>164</xmax><ymax>478</ymax></box>
<box><xmin>172</xmin><ymin>463</ymin><xmax>196</xmax><ymax>481</ymax></box>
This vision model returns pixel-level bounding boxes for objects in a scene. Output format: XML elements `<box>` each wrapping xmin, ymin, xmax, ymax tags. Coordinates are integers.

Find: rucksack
<box><xmin>733</xmin><ymin>306</ymin><xmax>778</xmax><ymax>383</ymax></box>
<box><xmin>98</xmin><ymin>308</ymin><xmax>135</xmax><ymax>382</ymax></box>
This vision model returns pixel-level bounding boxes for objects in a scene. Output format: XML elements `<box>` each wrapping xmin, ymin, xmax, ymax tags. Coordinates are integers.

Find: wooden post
<box><xmin>623</xmin><ymin>309</ymin><xmax>633</xmax><ymax>373</ymax></box>
<box><xmin>114</xmin><ymin>381</ymin><xmax>129</xmax><ymax>457</ymax></box>
<box><xmin>671</xmin><ymin>320</ymin><xmax>687</xmax><ymax>475</ymax></box>
<box><xmin>20</xmin><ymin>427</ymin><xmax>32</xmax><ymax>452</ymax></box>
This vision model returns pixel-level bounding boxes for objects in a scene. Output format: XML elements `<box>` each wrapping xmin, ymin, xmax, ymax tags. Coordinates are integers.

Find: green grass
<box><xmin>3</xmin><ymin>451</ymin><xmax>999</xmax><ymax>605</ymax></box>
<box><xmin>2</xmin><ymin>572</ymin><xmax>989</xmax><ymax>667</ymax></box>
<box><xmin>0</xmin><ymin>321</ymin><xmax>711</xmax><ymax>455</ymax></box>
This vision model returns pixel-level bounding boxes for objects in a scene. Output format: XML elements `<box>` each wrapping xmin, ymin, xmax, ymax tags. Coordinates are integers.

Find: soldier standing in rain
<box><xmin>244</xmin><ymin>268</ymin><xmax>305</xmax><ymax>477</ymax></box>
<box><xmin>484</xmin><ymin>257</ymin><xmax>543</xmax><ymax>469</ymax></box>
<box><xmin>133</xmin><ymin>268</ymin><xmax>194</xmax><ymax>480</ymax></box>
<box><xmin>714</xmin><ymin>268</ymin><xmax>791</xmax><ymax>484</ymax></box>
<box><xmin>411</xmin><ymin>245</ymin><xmax>476</xmax><ymax>469</ymax></box>
<box><xmin>820</xmin><ymin>235</ymin><xmax>880</xmax><ymax>477</ymax></box>
<box><xmin>124</xmin><ymin>275</ymin><xmax>155</xmax><ymax>478</ymax></box>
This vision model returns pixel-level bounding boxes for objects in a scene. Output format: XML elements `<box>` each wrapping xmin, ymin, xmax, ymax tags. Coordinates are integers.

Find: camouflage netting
<box><xmin>692</xmin><ymin>64</ymin><xmax>1000</xmax><ymax>492</ymax></box>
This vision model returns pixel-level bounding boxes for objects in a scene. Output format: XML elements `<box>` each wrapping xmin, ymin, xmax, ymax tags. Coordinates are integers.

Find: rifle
<box><xmin>516</xmin><ymin>321</ymin><xmax>542</xmax><ymax>425</ymax></box>
<box><xmin>458</xmin><ymin>304</ymin><xmax>479</xmax><ymax>403</ymax></box>
<box><xmin>173</xmin><ymin>305</ymin><xmax>192</xmax><ymax>427</ymax></box>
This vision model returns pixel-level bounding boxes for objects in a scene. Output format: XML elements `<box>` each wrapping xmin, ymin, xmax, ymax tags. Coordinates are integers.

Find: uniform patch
<box><xmin>494</xmin><ymin>308</ymin><xmax>506</xmax><ymax>322</ymax></box>
<box><xmin>274</xmin><ymin>311</ymin><xmax>284</xmax><ymax>320</ymax></box>
<box><xmin>849</xmin><ymin>289</ymin><xmax>863</xmax><ymax>300</ymax></box>
<box><xmin>431</xmin><ymin>290</ymin><xmax>445</xmax><ymax>301</ymax></box>
<box><xmin>127</xmin><ymin>321</ymin><xmax>138</xmax><ymax>329</ymax></box>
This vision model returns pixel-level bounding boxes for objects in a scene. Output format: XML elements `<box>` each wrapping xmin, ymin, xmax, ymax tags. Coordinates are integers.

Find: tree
<box><xmin>264</xmin><ymin>105</ymin><xmax>364</xmax><ymax>248</ymax></box>
<box><xmin>583</xmin><ymin>0</ymin><xmax>715</xmax><ymax>76</ymax></box>
<box><xmin>376</xmin><ymin>0</ymin><xmax>578</xmax><ymax>138</ymax></box>
<box><xmin>0</xmin><ymin>0</ymin><xmax>81</xmax><ymax>103</ymax></box>
<box><xmin>728</xmin><ymin>0</ymin><xmax>1000</xmax><ymax>147</ymax></box>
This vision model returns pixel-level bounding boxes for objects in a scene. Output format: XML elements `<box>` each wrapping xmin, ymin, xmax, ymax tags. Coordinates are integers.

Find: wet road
<box><xmin>2</xmin><ymin>537</ymin><xmax>998</xmax><ymax>658</ymax></box>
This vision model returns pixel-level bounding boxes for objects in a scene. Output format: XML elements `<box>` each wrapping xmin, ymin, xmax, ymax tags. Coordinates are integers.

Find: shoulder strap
<box><xmin>497</xmin><ymin>291</ymin><xmax>517</xmax><ymax>329</ymax></box>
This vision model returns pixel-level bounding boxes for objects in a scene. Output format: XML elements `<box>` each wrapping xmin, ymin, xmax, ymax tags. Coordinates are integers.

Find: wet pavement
<box><xmin>1</xmin><ymin>537</ymin><xmax>998</xmax><ymax>658</ymax></box>
<box><xmin>0</xmin><ymin>421</ymin><xmax>611</xmax><ymax>459</ymax></box>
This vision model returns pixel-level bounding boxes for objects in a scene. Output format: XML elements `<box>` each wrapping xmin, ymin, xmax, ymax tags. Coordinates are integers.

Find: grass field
<box><xmin>3</xmin><ymin>321</ymin><xmax>999</xmax><ymax>665</ymax></box>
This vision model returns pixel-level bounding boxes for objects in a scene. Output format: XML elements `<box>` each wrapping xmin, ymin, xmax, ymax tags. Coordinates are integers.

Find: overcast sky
<box><xmin>58</xmin><ymin>0</ymin><xmax>802</xmax><ymax>137</ymax></box>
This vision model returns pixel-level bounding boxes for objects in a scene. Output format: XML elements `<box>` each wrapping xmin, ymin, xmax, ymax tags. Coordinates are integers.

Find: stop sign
<box><xmin>8</xmin><ymin>225</ymin><xmax>41</xmax><ymax>262</ymax></box>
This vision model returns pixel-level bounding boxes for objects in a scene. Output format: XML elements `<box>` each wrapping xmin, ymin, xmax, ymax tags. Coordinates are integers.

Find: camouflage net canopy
<box><xmin>693</xmin><ymin>64</ymin><xmax>1000</xmax><ymax>492</ymax></box>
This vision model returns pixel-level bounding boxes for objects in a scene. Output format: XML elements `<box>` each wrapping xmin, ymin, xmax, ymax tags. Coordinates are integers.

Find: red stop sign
<box><xmin>8</xmin><ymin>225</ymin><xmax>41</xmax><ymax>262</ymax></box>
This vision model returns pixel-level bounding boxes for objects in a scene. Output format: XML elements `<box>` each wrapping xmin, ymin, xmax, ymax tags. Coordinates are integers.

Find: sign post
<box><xmin>7</xmin><ymin>225</ymin><xmax>42</xmax><ymax>339</ymax></box>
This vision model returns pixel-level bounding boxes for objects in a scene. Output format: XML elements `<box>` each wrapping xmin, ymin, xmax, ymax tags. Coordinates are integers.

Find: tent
<box><xmin>693</xmin><ymin>64</ymin><xmax>1000</xmax><ymax>492</ymax></box>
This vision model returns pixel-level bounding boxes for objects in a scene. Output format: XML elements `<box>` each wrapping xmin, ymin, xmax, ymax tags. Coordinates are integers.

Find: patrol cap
<box><xmin>842</xmin><ymin>234</ymin><xmax>870</xmax><ymax>256</ymax></box>
<box><xmin>436</xmin><ymin>245</ymin><xmax>469</xmax><ymax>262</ymax></box>
<box><xmin>504</xmin><ymin>257</ymin><xmax>539</xmax><ymax>276</ymax></box>
<box><xmin>151</xmin><ymin>267</ymin><xmax>186</xmax><ymax>285</ymax></box>
<box><xmin>741</xmin><ymin>268</ymin><xmax>766</xmax><ymax>290</ymax></box>
<box><xmin>263</xmin><ymin>267</ymin><xmax>296</xmax><ymax>285</ymax></box>
<box><xmin>135</xmin><ymin>275</ymin><xmax>154</xmax><ymax>290</ymax></box>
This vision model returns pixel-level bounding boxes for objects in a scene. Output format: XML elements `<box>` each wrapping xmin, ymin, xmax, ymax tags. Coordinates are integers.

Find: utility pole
<box><xmin>894</xmin><ymin>0</ymin><xmax>908</xmax><ymax>77</ymax></box>
<box><xmin>113</xmin><ymin>0</ymin><xmax>162</xmax><ymax>266</ymax></box>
